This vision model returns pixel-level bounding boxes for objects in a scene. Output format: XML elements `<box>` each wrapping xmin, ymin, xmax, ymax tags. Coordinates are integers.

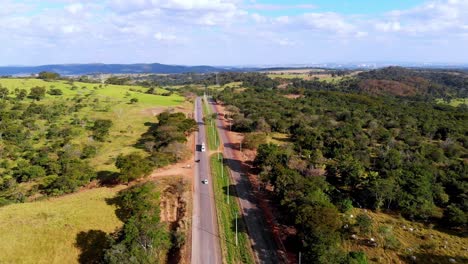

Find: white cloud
<box><xmin>65</xmin><ymin>3</ymin><xmax>84</xmax><ymax>15</ymax></box>
<box><xmin>245</xmin><ymin>3</ymin><xmax>316</xmax><ymax>11</ymax></box>
<box><xmin>1</xmin><ymin>0</ymin><xmax>468</xmax><ymax>65</ymax></box>
<box><xmin>380</xmin><ymin>0</ymin><xmax>468</xmax><ymax>34</ymax></box>
<box><xmin>375</xmin><ymin>21</ymin><xmax>401</xmax><ymax>32</ymax></box>
<box><xmin>301</xmin><ymin>12</ymin><xmax>355</xmax><ymax>34</ymax></box>
<box><xmin>154</xmin><ymin>32</ymin><xmax>177</xmax><ymax>41</ymax></box>
<box><xmin>61</xmin><ymin>25</ymin><xmax>81</xmax><ymax>34</ymax></box>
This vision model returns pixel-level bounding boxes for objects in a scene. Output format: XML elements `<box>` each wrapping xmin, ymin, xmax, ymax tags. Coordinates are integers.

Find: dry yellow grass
<box><xmin>0</xmin><ymin>186</ymin><xmax>126</xmax><ymax>264</ymax></box>
<box><xmin>344</xmin><ymin>208</ymin><xmax>468</xmax><ymax>264</ymax></box>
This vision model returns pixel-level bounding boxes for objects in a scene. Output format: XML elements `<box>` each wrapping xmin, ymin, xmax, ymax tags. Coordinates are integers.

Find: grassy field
<box><xmin>436</xmin><ymin>98</ymin><xmax>468</xmax><ymax>107</ymax></box>
<box><xmin>344</xmin><ymin>208</ymin><xmax>468</xmax><ymax>264</ymax></box>
<box><xmin>0</xmin><ymin>78</ymin><xmax>187</xmax><ymax>172</ymax></box>
<box><xmin>210</xmin><ymin>155</ymin><xmax>254</xmax><ymax>264</ymax></box>
<box><xmin>0</xmin><ymin>186</ymin><xmax>126</xmax><ymax>264</ymax></box>
<box><xmin>266</xmin><ymin>132</ymin><xmax>290</xmax><ymax>145</ymax></box>
<box><xmin>267</xmin><ymin>73</ymin><xmax>308</xmax><ymax>79</ymax></box>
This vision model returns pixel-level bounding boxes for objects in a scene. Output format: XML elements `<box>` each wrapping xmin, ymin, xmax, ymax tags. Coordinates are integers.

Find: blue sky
<box><xmin>1</xmin><ymin>0</ymin><xmax>467</xmax><ymax>66</ymax></box>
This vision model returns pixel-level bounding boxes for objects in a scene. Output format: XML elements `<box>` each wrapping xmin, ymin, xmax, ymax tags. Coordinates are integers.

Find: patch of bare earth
<box><xmin>283</xmin><ymin>94</ymin><xmax>303</xmax><ymax>99</ymax></box>
<box><xmin>142</xmin><ymin>104</ymin><xmax>192</xmax><ymax>117</ymax></box>
<box><xmin>141</xmin><ymin>106</ymin><xmax>166</xmax><ymax>116</ymax></box>
<box><xmin>149</xmin><ymin>133</ymin><xmax>195</xmax><ymax>264</ymax></box>
<box><xmin>158</xmin><ymin>176</ymin><xmax>191</xmax><ymax>264</ymax></box>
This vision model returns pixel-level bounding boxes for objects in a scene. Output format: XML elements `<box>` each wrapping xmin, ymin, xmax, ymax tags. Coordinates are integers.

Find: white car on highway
<box><xmin>201</xmin><ymin>142</ymin><xmax>206</xmax><ymax>152</ymax></box>
<box><xmin>202</xmin><ymin>179</ymin><xmax>209</xmax><ymax>184</ymax></box>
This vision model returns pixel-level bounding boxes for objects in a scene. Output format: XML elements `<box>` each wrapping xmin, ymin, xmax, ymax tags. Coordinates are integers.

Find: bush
<box><xmin>242</xmin><ymin>132</ymin><xmax>267</xmax><ymax>149</ymax></box>
<box><xmin>81</xmin><ymin>145</ymin><xmax>98</xmax><ymax>159</ymax></box>
<box><xmin>443</xmin><ymin>204</ymin><xmax>467</xmax><ymax>227</ymax></box>
<box><xmin>347</xmin><ymin>251</ymin><xmax>368</xmax><ymax>264</ymax></box>
<box><xmin>48</xmin><ymin>88</ymin><xmax>63</xmax><ymax>96</ymax></box>
<box><xmin>91</xmin><ymin>119</ymin><xmax>113</xmax><ymax>142</ymax></box>
<box><xmin>356</xmin><ymin>213</ymin><xmax>373</xmax><ymax>235</ymax></box>
<box><xmin>383</xmin><ymin>235</ymin><xmax>401</xmax><ymax>250</ymax></box>
<box><xmin>338</xmin><ymin>198</ymin><xmax>354</xmax><ymax>213</ymax></box>
<box><xmin>115</xmin><ymin>153</ymin><xmax>153</xmax><ymax>183</ymax></box>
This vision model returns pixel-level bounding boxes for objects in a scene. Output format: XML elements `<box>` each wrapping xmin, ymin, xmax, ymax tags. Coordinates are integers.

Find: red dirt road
<box><xmin>210</xmin><ymin>99</ymin><xmax>290</xmax><ymax>264</ymax></box>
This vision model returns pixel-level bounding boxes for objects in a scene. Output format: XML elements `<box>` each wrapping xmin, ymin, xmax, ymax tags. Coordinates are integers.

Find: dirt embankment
<box><xmin>159</xmin><ymin>177</ymin><xmax>191</xmax><ymax>264</ymax></box>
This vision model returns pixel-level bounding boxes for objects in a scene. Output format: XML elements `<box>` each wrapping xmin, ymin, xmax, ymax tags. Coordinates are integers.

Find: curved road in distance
<box><xmin>191</xmin><ymin>97</ymin><xmax>222</xmax><ymax>264</ymax></box>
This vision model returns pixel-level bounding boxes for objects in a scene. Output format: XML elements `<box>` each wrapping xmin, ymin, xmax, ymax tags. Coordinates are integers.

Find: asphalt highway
<box><xmin>191</xmin><ymin>97</ymin><xmax>222</xmax><ymax>264</ymax></box>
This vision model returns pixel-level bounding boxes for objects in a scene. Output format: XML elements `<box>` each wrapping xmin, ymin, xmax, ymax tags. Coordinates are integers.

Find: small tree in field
<box><xmin>115</xmin><ymin>153</ymin><xmax>153</xmax><ymax>183</ymax></box>
<box><xmin>29</xmin><ymin>86</ymin><xmax>46</xmax><ymax>101</ymax></box>
<box><xmin>356</xmin><ymin>213</ymin><xmax>373</xmax><ymax>235</ymax></box>
<box><xmin>91</xmin><ymin>119</ymin><xmax>113</xmax><ymax>142</ymax></box>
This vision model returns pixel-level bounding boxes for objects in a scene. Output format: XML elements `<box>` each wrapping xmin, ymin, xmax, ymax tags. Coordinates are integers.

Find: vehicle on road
<box><xmin>202</xmin><ymin>179</ymin><xmax>209</xmax><ymax>184</ymax></box>
<box><xmin>201</xmin><ymin>142</ymin><xmax>206</xmax><ymax>152</ymax></box>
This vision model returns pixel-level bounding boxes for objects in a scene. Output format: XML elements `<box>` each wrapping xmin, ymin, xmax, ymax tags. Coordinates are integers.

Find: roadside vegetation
<box><xmin>202</xmin><ymin>96</ymin><xmax>221</xmax><ymax>151</ymax></box>
<box><xmin>210</xmin><ymin>155</ymin><xmax>254</xmax><ymax>264</ymax></box>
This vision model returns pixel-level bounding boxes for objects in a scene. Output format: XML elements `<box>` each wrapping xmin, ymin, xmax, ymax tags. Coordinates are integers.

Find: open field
<box><xmin>266</xmin><ymin>132</ymin><xmax>290</xmax><ymax>145</ymax></box>
<box><xmin>0</xmin><ymin>78</ymin><xmax>187</xmax><ymax>172</ymax></box>
<box><xmin>436</xmin><ymin>98</ymin><xmax>468</xmax><ymax>107</ymax></box>
<box><xmin>344</xmin><ymin>208</ymin><xmax>468</xmax><ymax>264</ymax></box>
<box><xmin>210</xmin><ymin>155</ymin><xmax>254</xmax><ymax>264</ymax></box>
<box><xmin>0</xmin><ymin>186</ymin><xmax>126</xmax><ymax>264</ymax></box>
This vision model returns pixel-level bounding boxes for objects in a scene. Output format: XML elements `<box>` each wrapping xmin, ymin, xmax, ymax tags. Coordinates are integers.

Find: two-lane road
<box><xmin>191</xmin><ymin>97</ymin><xmax>222</xmax><ymax>264</ymax></box>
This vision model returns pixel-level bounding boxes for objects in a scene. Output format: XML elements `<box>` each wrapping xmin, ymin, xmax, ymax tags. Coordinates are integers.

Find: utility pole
<box><xmin>221</xmin><ymin>159</ymin><xmax>224</xmax><ymax>179</ymax></box>
<box><xmin>235</xmin><ymin>212</ymin><xmax>238</xmax><ymax>246</ymax></box>
<box><xmin>299</xmin><ymin>252</ymin><xmax>301</xmax><ymax>264</ymax></box>
<box><xmin>226</xmin><ymin>175</ymin><xmax>229</xmax><ymax>204</ymax></box>
<box><xmin>240</xmin><ymin>141</ymin><xmax>242</xmax><ymax>152</ymax></box>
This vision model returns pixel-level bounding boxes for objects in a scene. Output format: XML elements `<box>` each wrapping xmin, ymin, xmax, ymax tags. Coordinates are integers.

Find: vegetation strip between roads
<box><xmin>202</xmin><ymin>95</ymin><xmax>221</xmax><ymax>151</ymax></box>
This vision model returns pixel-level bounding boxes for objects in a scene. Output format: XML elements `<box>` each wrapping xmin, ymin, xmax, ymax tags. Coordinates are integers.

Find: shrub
<box><xmin>356</xmin><ymin>213</ymin><xmax>373</xmax><ymax>235</ymax></box>
<box><xmin>242</xmin><ymin>132</ymin><xmax>267</xmax><ymax>149</ymax></box>
<box><xmin>338</xmin><ymin>198</ymin><xmax>354</xmax><ymax>213</ymax></box>
<box><xmin>48</xmin><ymin>88</ymin><xmax>63</xmax><ymax>96</ymax></box>
<box><xmin>443</xmin><ymin>204</ymin><xmax>467</xmax><ymax>227</ymax></box>
<box><xmin>347</xmin><ymin>251</ymin><xmax>368</xmax><ymax>264</ymax></box>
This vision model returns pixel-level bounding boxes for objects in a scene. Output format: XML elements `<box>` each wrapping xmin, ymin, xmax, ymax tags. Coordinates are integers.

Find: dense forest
<box><xmin>214</xmin><ymin>70</ymin><xmax>467</xmax><ymax>263</ymax></box>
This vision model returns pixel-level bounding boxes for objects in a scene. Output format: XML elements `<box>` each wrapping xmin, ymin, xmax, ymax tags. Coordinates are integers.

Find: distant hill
<box><xmin>357</xmin><ymin>66</ymin><xmax>468</xmax><ymax>98</ymax></box>
<box><xmin>0</xmin><ymin>63</ymin><xmax>243</xmax><ymax>76</ymax></box>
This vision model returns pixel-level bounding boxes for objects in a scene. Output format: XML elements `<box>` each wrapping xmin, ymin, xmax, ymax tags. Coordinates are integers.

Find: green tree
<box><xmin>91</xmin><ymin>119</ymin><xmax>113</xmax><ymax>142</ymax></box>
<box><xmin>103</xmin><ymin>183</ymin><xmax>170</xmax><ymax>263</ymax></box>
<box><xmin>38</xmin><ymin>71</ymin><xmax>60</xmax><ymax>80</ymax></box>
<box><xmin>443</xmin><ymin>204</ymin><xmax>467</xmax><ymax>227</ymax></box>
<box><xmin>116</xmin><ymin>153</ymin><xmax>153</xmax><ymax>183</ymax></box>
<box><xmin>29</xmin><ymin>86</ymin><xmax>46</xmax><ymax>101</ymax></box>
<box><xmin>0</xmin><ymin>86</ymin><xmax>9</xmax><ymax>99</ymax></box>
<box><xmin>48</xmin><ymin>88</ymin><xmax>63</xmax><ymax>96</ymax></box>
<box><xmin>16</xmin><ymin>89</ymin><xmax>28</xmax><ymax>100</ymax></box>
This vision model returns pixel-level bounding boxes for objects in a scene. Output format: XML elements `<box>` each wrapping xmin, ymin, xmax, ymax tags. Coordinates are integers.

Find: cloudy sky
<box><xmin>1</xmin><ymin>0</ymin><xmax>468</xmax><ymax>66</ymax></box>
